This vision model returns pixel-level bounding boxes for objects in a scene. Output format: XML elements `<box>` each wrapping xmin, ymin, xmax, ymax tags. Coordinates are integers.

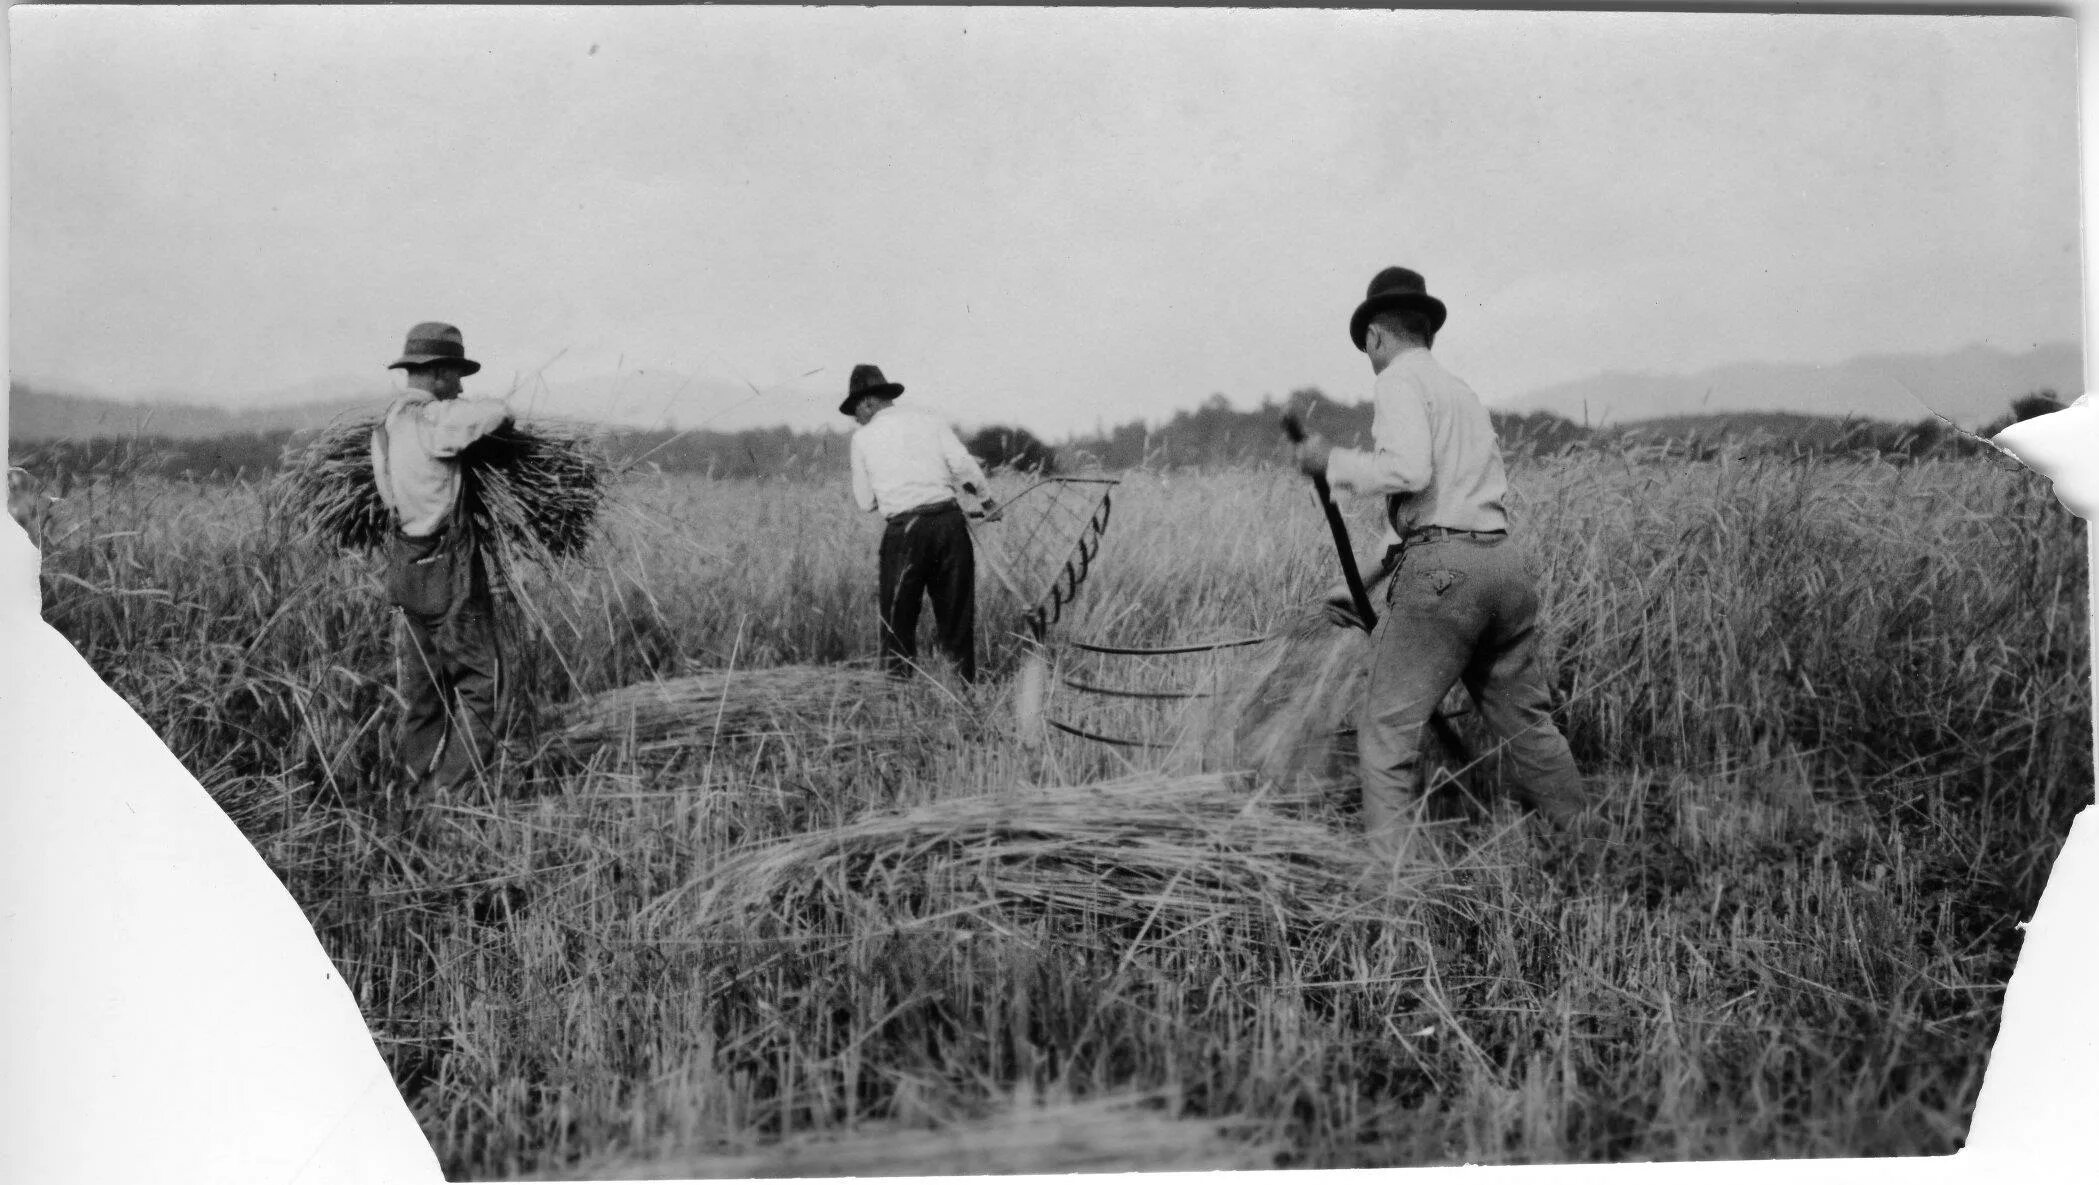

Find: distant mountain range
<box><xmin>8</xmin><ymin>383</ymin><xmax>387</xmax><ymax>441</ymax></box>
<box><xmin>6</xmin><ymin>368</ymin><xmax>825</xmax><ymax>443</ymax></box>
<box><xmin>1502</xmin><ymin>342</ymin><xmax>2080</xmax><ymax>428</ymax></box>
<box><xmin>7</xmin><ymin>341</ymin><xmax>2080</xmax><ymax>443</ymax></box>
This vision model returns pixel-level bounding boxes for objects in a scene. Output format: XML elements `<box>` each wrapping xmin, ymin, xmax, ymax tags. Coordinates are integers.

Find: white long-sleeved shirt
<box><xmin>1325</xmin><ymin>347</ymin><xmax>1510</xmax><ymax>543</ymax></box>
<box><xmin>849</xmin><ymin>404</ymin><xmax>991</xmax><ymax>517</ymax></box>
<box><xmin>370</xmin><ymin>393</ymin><xmax>512</xmax><ymax>537</ymax></box>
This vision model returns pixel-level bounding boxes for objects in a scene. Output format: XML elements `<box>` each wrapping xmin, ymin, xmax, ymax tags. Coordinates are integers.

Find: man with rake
<box><xmin>371</xmin><ymin>321</ymin><xmax>515</xmax><ymax>809</ymax></box>
<box><xmin>842</xmin><ymin>364</ymin><xmax>1002</xmax><ymax>683</ymax></box>
<box><xmin>1291</xmin><ymin>269</ymin><xmax>1592</xmax><ymax>859</ymax></box>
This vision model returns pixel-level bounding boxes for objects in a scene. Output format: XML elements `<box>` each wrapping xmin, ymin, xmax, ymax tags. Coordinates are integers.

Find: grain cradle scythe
<box><xmin>972</xmin><ymin>476</ymin><xmax>1323</xmax><ymax>749</ymax></box>
<box><xmin>1032</xmin><ymin>415</ymin><xmax>1475</xmax><ymax>770</ymax></box>
<box><xmin>1016</xmin><ymin>417</ymin><xmax>1375</xmax><ymax>755</ymax></box>
<box><xmin>966</xmin><ymin>475</ymin><xmax>1120</xmax><ymax>741</ymax></box>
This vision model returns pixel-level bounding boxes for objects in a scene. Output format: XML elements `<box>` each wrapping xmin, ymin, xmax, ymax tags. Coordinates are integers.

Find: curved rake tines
<box><xmin>1024</xmin><ymin>487</ymin><xmax>1112</xmax><ymax>639</ymax></box>
<box><xmin>984</xmin><ymin>476</ymin><xmax>1117</xmax><ymax>642</ymax></box>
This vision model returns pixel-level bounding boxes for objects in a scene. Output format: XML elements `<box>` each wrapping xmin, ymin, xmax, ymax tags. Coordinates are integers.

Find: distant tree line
<box><xmin>590</xmin><ymin>424</ymin><xmax>1061</xmax><ymax>479</ymax></box>
<box><xmin>1050</xmin><ymin>387</ymin><xmax>2052</xmax><ymax>470</ymax></box>
<box><xmin>8</xmin><ymin>391</ymin><xmax>2067</xmax><ymax>488</ymax></box>
<box><xmin>4</xmin><ymin>421</ymin><xmax>1069</xmax><ymax>487</ymax></box>
<box><xmin>10</xmin><ymin>432</ymin><xmax>294</xmax><ymax>489</ymax></box>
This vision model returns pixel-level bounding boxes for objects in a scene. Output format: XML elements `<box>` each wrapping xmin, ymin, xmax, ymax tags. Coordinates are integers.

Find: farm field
<box><xmin>18</xmin><ymin>447</ymin><xmax>2091</xmax><ymax>1177</ymax></box>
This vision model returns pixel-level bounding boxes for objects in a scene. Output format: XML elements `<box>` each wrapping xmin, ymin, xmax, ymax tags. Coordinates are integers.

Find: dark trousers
<box><xmin>1359</xmin><ymin>535</ymin><xmax>1588</xmax><ymax>854</ymax></box>
<box><xmin>877</xmin><ymin>502</ymin><xmax>977</xmax><ymax>682</ymax></box>
<box><xmin>396</xmin><ymin>595</ymin><xmax>504</xmax><ymax>795</ymax></box>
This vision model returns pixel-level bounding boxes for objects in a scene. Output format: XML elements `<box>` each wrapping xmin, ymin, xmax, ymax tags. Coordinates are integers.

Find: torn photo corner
<box><xmin>1992</xmin><ymin>398</ymin><xmax>2099</xmax><ymax>523</ymax></box>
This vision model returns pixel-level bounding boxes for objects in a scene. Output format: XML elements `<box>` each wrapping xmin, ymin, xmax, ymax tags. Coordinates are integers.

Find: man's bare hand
<box><xmin>1294</xmin><ymin>433</ymin><xmax>1334</xmax><ymax>478</ymax></box>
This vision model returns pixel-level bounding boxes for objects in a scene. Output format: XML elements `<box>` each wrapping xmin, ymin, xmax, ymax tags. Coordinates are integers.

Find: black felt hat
<box><xmin>386</xmin><ymin>322</ymin><xmax>482</xmax><ymax>375</ymax></box>
<box><xmin>840</xmin><ymin>364</ymin><xmax>905</xmax><ymax>416</ymax></box>
<box><xmin>1348</xmin><ymin>267</ymin><xmax>1448</xmax><ymax>352</ymax></box>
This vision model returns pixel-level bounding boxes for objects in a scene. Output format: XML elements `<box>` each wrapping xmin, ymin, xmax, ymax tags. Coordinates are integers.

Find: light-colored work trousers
<box><xmin>1358</xmin><ymin>533</ymin><xmax>1588</xmax><ymax>852</ymax></box>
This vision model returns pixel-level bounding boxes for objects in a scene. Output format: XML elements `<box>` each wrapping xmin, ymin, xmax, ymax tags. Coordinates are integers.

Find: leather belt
<box><xmin>886</xmin><ymin>499</ymin><xmax>961</xmax><ymax>523</ymax></box>
<box><xmin>1404</xmin><ymin>526</ymin><xmax>1506</xmax><ymax>544</ymax></box>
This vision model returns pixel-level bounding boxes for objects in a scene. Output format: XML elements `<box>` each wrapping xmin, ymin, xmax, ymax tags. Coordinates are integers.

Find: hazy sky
<box><xmin>9</xmin><ymin>8</ymin><xmax>2082</xmax><ymax>437</ymax></box>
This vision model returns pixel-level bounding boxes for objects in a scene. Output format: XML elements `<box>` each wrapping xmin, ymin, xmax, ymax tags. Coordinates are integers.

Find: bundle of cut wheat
<box><xmin>1169</xmin><ymin>604</ymin><xmax>1373</xmax><ymax>788</ymax></box>
<box><xmin>550</xmin><ymin>664</ymin><xmax>899</xmax><ymax>758</ymax></box>
<box><xmin>648</xmin><ymin>772</ymin><xmax>1417</xmax><ymax>945</ymax></box>
<box><xmin>272</xmin><ymin>414</ymin><xmax>607</xmax><ymax>563</ymax></box>
<box><xmin>273</xmin><ymin>419</ymin><xmax>394</xmax><ymax>552</ymax></box>
<box><xmin>456</xmin><ymin>424</ymin><xmax>605</xmax><ymax>560</ymax></box>
<box><xmin>565</xmin><ymin>1090</ymin><xmax>1278</xmax><ymax>1178</ymax></box>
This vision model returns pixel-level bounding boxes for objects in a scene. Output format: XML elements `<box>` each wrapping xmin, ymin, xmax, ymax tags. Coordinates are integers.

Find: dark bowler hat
<box><xmin>387</xmin><ymin>322</ymin><xmax>482</xmax><ymax>375</ymax></box>
<box><xmin>840</xmin><ymin>363</ymin><xmax>905</xmax><ymax>416</ymax></box>
<box><xmin>1349</xmin><ymin>267</ymin><xmax>1448</xmax><ymax>351</ymax></box>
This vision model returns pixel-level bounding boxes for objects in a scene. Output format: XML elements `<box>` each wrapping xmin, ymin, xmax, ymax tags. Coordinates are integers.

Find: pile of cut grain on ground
<box><xmin>648</xmin><ymin>771</ymin><xmax>1431</xmax><ymax>946</ymax></box>
<box><xmin>547</xmin><ymin>664</ymin><xmax>901</xmax><ymax>760</ymax></box>
<box><xmin>631</xmin><ymin>771</ymin><xmax>1457</xmax><ymax>1168</ymax></box>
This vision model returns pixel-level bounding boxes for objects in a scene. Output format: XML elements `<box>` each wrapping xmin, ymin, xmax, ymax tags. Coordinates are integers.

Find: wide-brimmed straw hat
<box><xmin>840</xmin><ymin>364</ymin><xmax>905</xmax><ymax>416</ymax></box>
<box><xmin>1349</xmin><ymin>267</ymin><xmax>1448</xmax><ymax>351</ymax></box>
<box><xmin>387</xmin><ymin>322</ymin><xmax>482</xmax><ymax>375</ymax></box>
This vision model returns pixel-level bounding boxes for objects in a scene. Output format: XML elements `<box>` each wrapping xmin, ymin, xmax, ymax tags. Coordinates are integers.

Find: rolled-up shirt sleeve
<box><xmin>423</xmin><ymin>397</ymin><xmax>513</xmax><ymax>459</ymax></box>
<box><xmin>849</xmin><ymin>433</ymin><xmax>877</xmax><ymax>513</ymax></box>
<box><xmin>1327</xmin><ymin>368</ymin><xmax>1433</xmax><ymax>496</ymax></box>
<box><xmin>939</xmin><ymin>425</ymin><xmax>990</xmax><ymax>493</ymax></box>
<box><xmin>370</xmin><ymin>423</ymin><xmax>399</xmax><ymax>516</ymax></box>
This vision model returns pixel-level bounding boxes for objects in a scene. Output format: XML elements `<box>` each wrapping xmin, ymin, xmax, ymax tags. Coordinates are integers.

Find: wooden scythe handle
<box><xmin>1281</xmin><ymin>413</ymin><xmax>1379</xmax><ymax>632</ymax></box>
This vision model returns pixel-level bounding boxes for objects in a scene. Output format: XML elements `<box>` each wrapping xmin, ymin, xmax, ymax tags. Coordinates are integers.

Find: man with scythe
<box><xmin>843</xmin><ymin>364</ymin><xmax>1003</xmax><ymax>682</ymax></box>
<box><xmin>1290</xmin><ymin>268</ymin><xmax>1591</xmax><ymax>857</ymax></box>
